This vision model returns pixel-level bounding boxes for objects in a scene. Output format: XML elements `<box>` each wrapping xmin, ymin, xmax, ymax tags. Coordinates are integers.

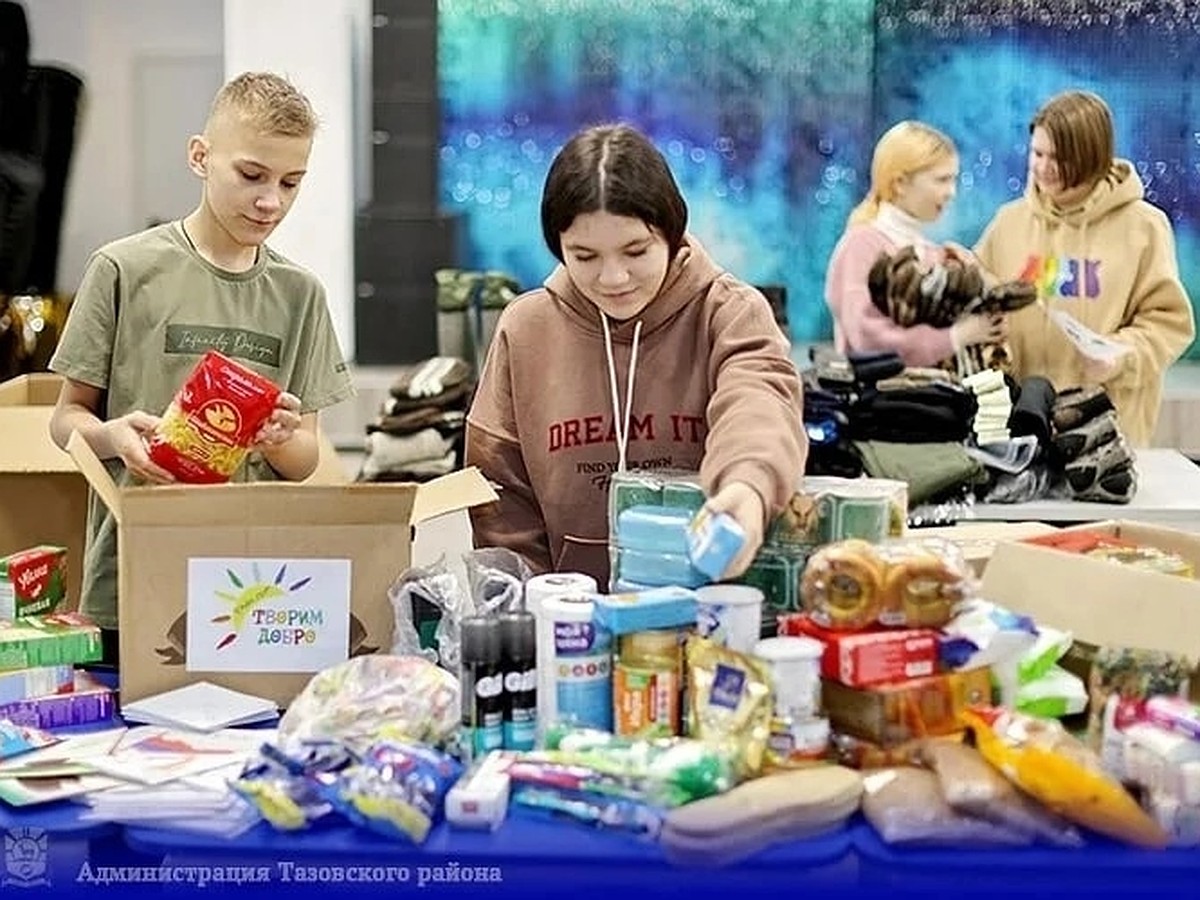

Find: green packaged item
<box><xmin>662</xmin><ymin>481</ymin><xmax>706</xmax><ymax>512</ymax></box>
<box><xmin>539</xmin><ymin>725</ymin><xmax>735</xmax><ymax>806</ymax></box>
<box><xmin>608</xmin><ymin>470</ymin><xmax>704</xmax><ymax>535</ymax></box>
<box><xmin>0</xmin><ymin>612</ymin><xmax>102</xmax><ymax>669</ymax></box>
<box><xmin>736</xmin><ymin>548</ymin><xmax>801</xmax><ymax>616</ymax></box>
<box><xmin>1016</xmin><ymin>665</ymin><xmax>1089</xmax><ymax>719</ymax></box>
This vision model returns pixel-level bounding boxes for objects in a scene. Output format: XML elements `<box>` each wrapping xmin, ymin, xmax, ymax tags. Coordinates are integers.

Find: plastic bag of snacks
<box><xmin>962</xmin><ymin>706</ymin><xmax>1169</xmax><ymax>848</ymax></box>
<box><xmin>233</xmin><ymin>740</ymin><xmax>358</xmax><ymax>831</ymax></box>
<box><xmin>280</xmin><ymin>655</ymin><xmax>460</xmax><ymax>752</ymax></box>
<box><xmin>800</xmin><ymin>537</ymin><xmax>973</xmax><ymax>631</ymax></box>
<box><xmin>148</xmin><ymin>350</ymin><xmax>281</xmax><ymax>483</ymax></box>
<box><xmin>320</xmin><ymin>741</ymin><xmax>462</xmax><ymax>843</ymax></box>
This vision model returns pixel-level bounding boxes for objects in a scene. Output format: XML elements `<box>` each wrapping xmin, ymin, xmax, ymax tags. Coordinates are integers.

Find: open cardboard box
<box><xmin>0</xmin><ymin>372</ymin><xmax>348</xmax><ymax>613</ymax></box>
<box><xmin>0</xmin><ymin>373</ymin><xmax>87</xmax><ymax>606</ymax></box>
<box><xmin>910</xmin><ymin>521</ymin><xmax>1058</xmax><ymax>577</ymax></box>
<box><xmin>66</xmin><ymin>431</ymin><xmax>497</xmax><ymax>706</ymax></box>
<box><xmin>981</xmin><ymin>519</ymin><xmax>1200</xmax><ymax>661</ymax></box>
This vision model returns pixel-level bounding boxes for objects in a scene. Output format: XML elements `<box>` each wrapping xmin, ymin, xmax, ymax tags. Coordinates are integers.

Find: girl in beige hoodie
<box><xmin>971</xmin><ymin>91</ymin><xmax>1195</xmax><ymax>446</ymax></box>
<box><xmin>466</xmin><ymin>124</ymin><xmax>807</xmax><ymax>587</ymax></box>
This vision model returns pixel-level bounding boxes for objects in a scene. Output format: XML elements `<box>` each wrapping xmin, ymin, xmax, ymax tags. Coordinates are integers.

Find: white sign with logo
<box><xmin>186</xmin><ymin>558</ymin><xmax>351</xmax><ymax>673</ymax></box>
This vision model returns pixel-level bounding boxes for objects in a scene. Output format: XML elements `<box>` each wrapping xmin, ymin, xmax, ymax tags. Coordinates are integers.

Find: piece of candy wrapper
<box><xmin>687</xmin><ymin>509</ymin><xmax>747</xmax><ymax>580</ymax></box>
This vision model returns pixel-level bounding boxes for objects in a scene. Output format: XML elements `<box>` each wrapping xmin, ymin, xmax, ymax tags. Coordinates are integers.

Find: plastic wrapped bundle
<box><xmin>280</xmin><ymin>655</ymin><xmax>460</xmax><ymax>752</ymax></box>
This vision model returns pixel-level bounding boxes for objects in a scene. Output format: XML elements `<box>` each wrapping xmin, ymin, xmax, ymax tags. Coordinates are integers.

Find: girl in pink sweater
<box><xmin>825</xmin><ymin>121</ymin><xmax>1006</xmax><ymax>368</ymax></box>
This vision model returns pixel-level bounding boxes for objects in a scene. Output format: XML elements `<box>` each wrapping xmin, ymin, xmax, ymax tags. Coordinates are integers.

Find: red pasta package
<box><xmin>148</xmin><ymin>350</ymin><xmax>281</xmax><ymax>484</ymax></box>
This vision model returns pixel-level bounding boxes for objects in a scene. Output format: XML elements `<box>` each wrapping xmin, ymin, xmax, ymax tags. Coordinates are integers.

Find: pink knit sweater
<box><xmin>824</xmin><ymin>224</ymin><xmax>956</xmax><ymax>367</ymax></box>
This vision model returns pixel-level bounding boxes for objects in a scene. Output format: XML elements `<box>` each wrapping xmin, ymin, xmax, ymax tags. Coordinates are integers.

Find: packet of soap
<box><xmin>685</xmin><ymin>636</ymin><xmax>772</xmax><ymax>780</ymax></box>
<box><xmin>687</xmin><ymin>509</ymin><xmax>747</xmax><ymax>580</ymax></box>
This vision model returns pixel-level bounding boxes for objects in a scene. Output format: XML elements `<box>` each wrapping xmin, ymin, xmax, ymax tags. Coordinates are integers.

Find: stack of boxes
<box><xmin>0</xmin><ymin>545</ymin><xmax>108</xmax><ymax>727</ymax></box>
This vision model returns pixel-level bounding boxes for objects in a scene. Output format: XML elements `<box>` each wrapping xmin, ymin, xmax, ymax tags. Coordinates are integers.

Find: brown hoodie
<box><xmin>975</xmin><ymin>161</ymin><xmax>1195</xmax><ymax>446</ymax></box>
<box><xmin>465</xmin><ymin>235</ymin><xmax>807</xmax><ymax>585</ymax></box>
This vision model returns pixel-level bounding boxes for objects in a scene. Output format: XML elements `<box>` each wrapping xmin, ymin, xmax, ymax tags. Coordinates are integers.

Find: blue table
<box><xmin>119</xmin><ymin>814</ymin><xmax>857</xmax><ymax>897</ymax></box>
<box><xmin>851</xmin><ymin>819</ymin><xmax>1200</xmax><ymax>898</ymax></box>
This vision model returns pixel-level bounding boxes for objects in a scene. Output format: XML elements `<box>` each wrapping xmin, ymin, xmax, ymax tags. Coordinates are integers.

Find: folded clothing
<box><xmin>389</xmin><ymin>356</ymin><xmax>471</xmax><ymax>401</ymax></box>
<box><xmin>1053</xmin><ymin>409</ymin><xmax>1118</xmax><ymax>462</ymax></box>
<box><xmin>1052</xmin><ymin>385</ymin><xmax>1114</xmax><ymax>433</ymax></box>
<box><xmin>369</xmin><ymin>408</ymin><xmax>466</xmax><ymax>437</ymax></box>
<box><xmin>1009</xmin><ymin>376</ymin><xmax>1057</xmax><ymax>447</ymax></box>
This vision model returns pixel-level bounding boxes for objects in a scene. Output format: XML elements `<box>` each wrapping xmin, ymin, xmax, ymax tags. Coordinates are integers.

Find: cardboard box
<box><xmin>908</xmin><ymin>521</ymin><xmax>1057</xmax><ymax>577</ymax></box>
<box><xmin>67</xmin><ymin>431</ymin><xmax>497</xmax><ymax>706</ymax></box>
<box><xmin>0</xmin><ymin>374</ymin><xmax>347</xmax><ymax>611</ymax></box>
<box><xmin>0</xmin><ymin>374</ymin><xmax>87</xmax><ymax>607</ymax></box>
<box><xmin>981</xmin><ymin>520</ymin><xmax>1200</xmax><ymax>661</ymax></box>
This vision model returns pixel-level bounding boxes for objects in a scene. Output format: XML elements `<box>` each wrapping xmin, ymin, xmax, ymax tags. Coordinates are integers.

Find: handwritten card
<box><xmin>185</xmin><ymin>558</ymin><xmax>351</xmax><ymax>673</ymax></box>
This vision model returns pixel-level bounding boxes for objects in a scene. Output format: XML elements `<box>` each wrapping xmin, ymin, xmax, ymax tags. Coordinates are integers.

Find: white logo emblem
<box><xmin>4</xmin><ymin>827</ymin><xmax>49</xmax><ymax>888</ymax></box>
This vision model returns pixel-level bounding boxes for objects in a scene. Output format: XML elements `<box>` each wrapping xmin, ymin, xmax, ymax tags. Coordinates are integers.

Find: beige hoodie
<box><xmin>465</xmin><ymin>236</ymin><xmax>807</xmax><ymax>586</ymax></box>
<box><xmin>975</xmin><ymin>161</ymin><xmax>1195</xmax><ymax>446</ymax></box>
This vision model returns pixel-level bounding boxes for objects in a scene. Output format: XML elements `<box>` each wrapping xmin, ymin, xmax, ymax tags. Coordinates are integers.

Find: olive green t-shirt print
<box><xmin>164</xmin><ymin>324</ymin><xmax>283</xmax><ymax>368</ymax></box>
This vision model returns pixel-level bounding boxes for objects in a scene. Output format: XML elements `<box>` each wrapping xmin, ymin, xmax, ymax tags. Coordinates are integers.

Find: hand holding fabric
<box><xmin>952</xmin><ymin>313</ymin><xmax>1008</xmax><ymax>350</ymax></box>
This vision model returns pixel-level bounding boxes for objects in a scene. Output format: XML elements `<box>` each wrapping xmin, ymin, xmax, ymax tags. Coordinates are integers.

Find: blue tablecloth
<box><xmin>125</xmin><ymin>811</ymin><xmax>853</xmax><ymax>868</ymax></box>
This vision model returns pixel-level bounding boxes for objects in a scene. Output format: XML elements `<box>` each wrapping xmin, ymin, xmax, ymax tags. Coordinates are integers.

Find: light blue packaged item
<box><xmin>612</xmin><ymin>579</ymin><xmax>656</xmax><ymax>593</ymax></box>
<box><xmin>592</xmin><ymin>586</ymin><xmax>699</xmax><ymax>636</ymax></box>
<box><xmin>615</xmin><ymin>505</ymin><xmax>692</xmax><ymax>554</ymax></box>
<box><xmin>686</xmin><ymin>508</ymin><xmax>747</xmax><ymax>580</ymax></box>
<box><xmin>616</xmin><ymin>548</ymin><xmax>707</xmax><ymax>589</ymax></box>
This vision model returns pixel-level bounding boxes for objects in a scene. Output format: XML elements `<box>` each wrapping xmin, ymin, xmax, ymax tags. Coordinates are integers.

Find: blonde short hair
<box><xmin>848</xmin><ymin>121</ymin><xmax>957</xmax><ymax>226</ymax></box>
<box><xmin>207</xmin><ymin>71</ymin><xmax>318</xmax><ymax>138</ymax></box>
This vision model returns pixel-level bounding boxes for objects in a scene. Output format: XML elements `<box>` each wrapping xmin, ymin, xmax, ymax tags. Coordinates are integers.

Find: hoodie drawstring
<box><xmin>601</xmin><ymin>312</ymin><xmax>643</xmax><ymax>474</ymax></box>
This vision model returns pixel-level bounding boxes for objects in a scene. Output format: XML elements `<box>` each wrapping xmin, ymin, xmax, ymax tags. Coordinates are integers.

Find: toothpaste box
<box><xmin>0</xmin><ymin>546</ymin><xmax>68</xmax><ymax>620</ymax></box>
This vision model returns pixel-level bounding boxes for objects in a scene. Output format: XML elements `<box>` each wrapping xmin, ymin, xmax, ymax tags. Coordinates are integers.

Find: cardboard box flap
<box><xmin>412</xmin><ymin>466</ymin><xmax>498</xmax><ymax>523</ymax></box>
<box><xmin>66</xmin><ymin>430</ymin><xmax>123</xmax><ymax>524</ymax></box>
<box><xmin>981</xmin><ymin>535</ymin><xmax>1200</xmax><ymax>659</ymax></box>
<box><xmin>0</xmin><ymin>408</ymin><xmax>78</xmax><ymax>473</ymax></box>
<box><xmin>0</xmin><ymin>373</ymin><xmax>63</xmax><ymax>408</ymax></box>
<box><xmin>67</xmin><ymin>430</ymin><xmax>421</xmax><ymax>527</ymax></box>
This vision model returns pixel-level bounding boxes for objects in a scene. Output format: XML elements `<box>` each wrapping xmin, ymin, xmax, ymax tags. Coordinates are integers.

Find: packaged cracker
<box><xmin>148</xmin><ymin>350</ymin><xmax>281</xmax><ymax>483</ymax></box>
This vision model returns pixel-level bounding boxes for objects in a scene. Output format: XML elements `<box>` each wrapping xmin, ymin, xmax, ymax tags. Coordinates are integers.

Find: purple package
<box><xmin>0</xmin><ymin>673</ymin><xmax>115</xmax><ymax>728</ymax></box>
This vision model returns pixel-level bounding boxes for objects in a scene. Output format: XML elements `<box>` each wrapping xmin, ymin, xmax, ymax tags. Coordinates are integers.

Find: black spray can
<box><xmin>499</xmin><ymin>611</ymin><xmax>537</xmax><ymax>750</ymax></box>
<box><xmin>460</xmin><ymin>615</ymin><xmax>503</xmax><ymax>760</ymax></box>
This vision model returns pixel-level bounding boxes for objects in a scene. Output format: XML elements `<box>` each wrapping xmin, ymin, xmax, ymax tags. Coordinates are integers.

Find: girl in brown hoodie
<box><xmin>466</xmin><ymin>124</ymin><xmax>807</xmax><ymax>588</ymax></box>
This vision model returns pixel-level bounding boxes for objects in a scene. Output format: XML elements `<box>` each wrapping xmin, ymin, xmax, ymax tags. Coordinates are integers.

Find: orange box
<box><xmin>613</xmin><ymin>660</ymin><xmax>680</xmax><ymax>737</ymax></box>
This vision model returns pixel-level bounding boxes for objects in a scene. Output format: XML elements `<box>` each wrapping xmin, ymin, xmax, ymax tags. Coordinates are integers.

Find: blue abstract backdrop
<box><xmin>438</xmin><ymin>0</ymin><xmax>1200</xmax><ymax>357</ymax></box>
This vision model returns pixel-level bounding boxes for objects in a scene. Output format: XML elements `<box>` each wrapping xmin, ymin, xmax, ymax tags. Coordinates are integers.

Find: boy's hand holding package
<box><xmin>250</xmin><ymin>392</ymin><xmax>303</xmax><ymax>450</ymax></box>
<box><xmin>107</xmin><ymin>410</ymin><xmax>176</xmax><ymax>484</ymax></box>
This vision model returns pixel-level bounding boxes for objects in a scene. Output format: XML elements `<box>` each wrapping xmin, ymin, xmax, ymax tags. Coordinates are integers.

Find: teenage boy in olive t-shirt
<box><xmin>48</xmin><ymin>72</ymin><xmax>355</xmax><ymax>663</ymax></box>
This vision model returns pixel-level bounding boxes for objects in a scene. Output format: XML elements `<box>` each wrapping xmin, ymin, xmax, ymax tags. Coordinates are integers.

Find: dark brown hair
<box><xmin>1030</xmin><ymin>90</ymin><xmax>1114</xmax><ymax>190</ymax></box>
<box><xmin>541</xmin><ymin>124</ymin><xmax>688</xmax><ymax>262</ymax></box>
